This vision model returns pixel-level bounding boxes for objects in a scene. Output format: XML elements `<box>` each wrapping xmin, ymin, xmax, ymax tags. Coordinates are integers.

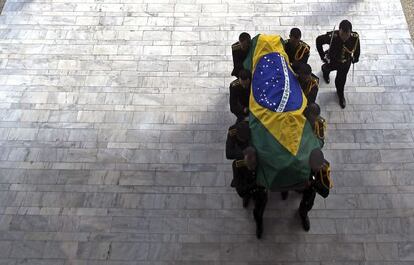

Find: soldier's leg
<box><xmin>281</xmin><ymin>191</ymin><xmax>289</xmax><ymax>200</ymax></box>
<box><xmin>299</xmin><ymin>187</ymin><xmax>316</xmax><ymax>215</ymax></box>
<box><xmin>298</xmin><ymin>187</ymin><xmax>316</xmax><ymax>231</ymax></box>
<box><xmin>235</xmin><ymin>187</ymin><xmax>251</xmax><ymax>208</ymax></box>
<box><xmin>334</xmin><ymin>62</ymin><xmax>351</xmax><ymax>108</ymax></box>
<box><xmin>253</xmin><ymin>188</ymin><xmax>267</xmax><ymax>220</ymax></box>
<box><xmin>253</xmin><ymin>187</ymin><xmax>267</xmax><ymax>239</ymax></box>
<box><xmin>321</xmin><ymin>62</ymin><xmax>336</xmax><ymax>84</ymax></box>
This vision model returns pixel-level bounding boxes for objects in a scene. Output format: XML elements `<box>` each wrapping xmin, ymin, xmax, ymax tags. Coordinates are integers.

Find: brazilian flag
<box><xmin>244</xmin><ymin>34</ymin><xmax>322</xmax><ymax>190</ymax></box>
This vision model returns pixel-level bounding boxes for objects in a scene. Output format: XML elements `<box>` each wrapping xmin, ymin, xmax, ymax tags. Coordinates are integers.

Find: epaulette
<box><xmin>314</xmin><ymin>116</ymin><xmax>327</xmax><ymax>139</ymax></box>
<box><xmin>305</xmin><ymin>77</ymin><xmax>319</xmax><ymax>95</ymax></box>
<box><xmin>232</xmin><ymin>42</ymin><xmax>241</xmax><ymax>51</ymax></box>
<box><xmin>228</xmin><ymin>128</ymin><xmax>237</xmax><ymax>137</ymax></box>
<box><xmin>351</xmin><ymin>32</ymin><xmax>359</xmax><ymax>38</ymax></box>
<box><xmin>317</xmin><ymin>161</ymin><xmax>333</xmax><ymax>188</ymax></box>
<box><xmin>299</xmin><ymin>41</ymin><xmax>310</xmax><ymax>50</ymax></box>
<box><xmin>230</xmin><ymin>79</ymin><xmax>240</xmax><ymax>88</ymax></box>
<box><xmin>310</xmin><ymin>74</ymin><xmax>319</xmax><ymax>86</ymax></box>
<box><xmin>295</xmin><ymin>41</ymin><xmax>310</xmax><ymax>61</ymax></box>
<box><xmin>235</xmin><ymin>160</ymin><xmax>247</xmax><ymax>168</ymax></box>
<box><xmin>309</xmin><ymin>78</ymin><xmax>318</xmax><ymax>90</ymax></box>
<box><xmin>327</xmin><ymin>30</ymin><xmax>338</xmax><ymax>38</ymax></box>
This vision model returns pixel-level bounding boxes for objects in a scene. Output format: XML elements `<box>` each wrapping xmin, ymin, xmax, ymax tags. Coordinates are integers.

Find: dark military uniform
<box><xmin>229</xmin><ymin>79</ymin><xmax>250</xmax><ymax>121</ymax></box>
<box><xmin>284</xmin><ymin>40</ymin><xmax>310</xmax><ymax>70</ymax></box>
<box><xmin>299</xmin><ymin>160</ymin><xmax>331</xmax><ymax>219</ymax></box>
<box><xmin>316</xmin><ymin>30</ymin><xmax>360</xmax><ymax>101</ymax></box>
<box><xmin>304</xmin><ymin>108</ymin><xmax>326</xmax><ymax>148</ymax></box>
<box><xmin>225</xmin><ymin>122</ymin><xmax>250</xmax><ymax>160</ymax></box>
<box><xmin>231</xmin><ymin>160</ymin><xmax>267</xmax><ymax>224</ymax></box>
<box><xmin>313</xmin><ymin>116</ymin><xmax>326</xmax><ymax>141</ymax></box>
<box><xmin>231</xmin><ymin>41</ymin><xmax>249</xmax><ymax>77</ymax></box>
<box><xmin>299</xmin><ymin>73</ymin><xmax>319</xmax><ymax>104</ymax></box>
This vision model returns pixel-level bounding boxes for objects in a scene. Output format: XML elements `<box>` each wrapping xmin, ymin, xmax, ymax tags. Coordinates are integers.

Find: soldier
<box><xmin>229</xmin><ymin>69</ymin><xmax>251</xmax><ymax>122</ymax></box>
<box><xmin>284</xmin><ymin>28</ymin><xmax>310</xmax><ymax>71</ymax></box>
<box><xmin>299</xmin><ymin>148</ymin><xmax>332</xmax><ymax>231</ymax></box>
<box><xmin>316</xmin><ymin>19</ymin><xmax>360</xmax><ymax>109</ymax></box>
<box><xmin>282</xmin><ymin>104</ymin><xmax>326</xmax><ymax>202</ymax></box>
<box><xmin>231</xmin><ymin>32</ymin><xmax>251</xmax><ymax>77</ymax></box>
<box><xmin>225</xmin><ymin>120</ymin><xmax>250</xmax><ymax>160</ymax></box>
<box><xmin>304</xmin><ymin>103</ymin><xmax>327</xmax><ymax>147</ymax></box>
<box><xmin>297</xmin><ymin>63</ymin><xmax>319</xmax><ymax>104</ymax></box>
<box><xmin>231</xmin><ymin>147</ymin><xmax>267</xmax><ymax>239</ymax></box>
<box><xmin>304</xmin><ymin>102</ymin><xmax>321</xmax><ymax>123</ymax></box>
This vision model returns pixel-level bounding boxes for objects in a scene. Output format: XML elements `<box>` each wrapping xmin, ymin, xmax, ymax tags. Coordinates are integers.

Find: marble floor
<box><xmin>0</xmin><ymin>0</ymin><xmax>413</xmax><ymax>264</ymax></box>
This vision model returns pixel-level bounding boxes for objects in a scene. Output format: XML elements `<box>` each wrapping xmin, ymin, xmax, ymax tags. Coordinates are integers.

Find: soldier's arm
<box><xmin>316</xmin><ymin>33</ymin><xmax>331</xmax><ymax>60</ymax></box>
<box><xmin>231</xmin><ymin>49</ymin><xmax>243</xmax><ymax>77</ymax></box>
<box><xmin>231</xmin><ymin>161</ymin><xmax>239</xmax><ymax>187</ymax></box>
<box><xmin>307</xmin><ymin>85</ymin><xmax>318</xmax><ymax>104</ymax></box>
<box><xmin>353</xmin><ymin>36</ymin><xmax>361</xmax><ymax>63</ymax></box>
<box><xmin>229</xmin><ymin>86</ymin><xmax>245</xmax><ymax>118</ymax></box>
<box><xmin>226</xmin><ymin>133</ymin><xmax>243</xmax><ymax>160</ymax></box>
<box><xmin>302</xmin><ymin>50</ymin><xmax>310</xmax><ymax>64</ymax></box>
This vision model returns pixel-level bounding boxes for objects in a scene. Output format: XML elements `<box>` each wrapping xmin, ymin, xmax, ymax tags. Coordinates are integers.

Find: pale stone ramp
<box><xmin>0</xmin><ymin>0</ymin><xmax>413</xmax><ymax>264</ymax></box>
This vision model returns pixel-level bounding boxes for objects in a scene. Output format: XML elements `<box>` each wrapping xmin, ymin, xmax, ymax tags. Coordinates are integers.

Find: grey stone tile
<box><xmin>179</xmin><ymin>243</ymin><xmax>221</xmax><ymax>261</ymax></box>
<box><xmin>380</xmin><ymin>149</ymin><xmax>414</xmax><ymax>163</ymax></box>
<box><xmin>383</xmin><ymin>129</ymin><xmax>413</xmax><ymax>142</ymax></box>
<box><xmin>0</xmin><ymin>0</ymin><xmax>413</xmax><ymax>264</ymax></box>
<box><xmin>354</xmin><ymin>129</ymin><xmax>384</xmax><ymax>143</ymax></box>
<box><xmin>335</xmin><ymin>218</ymin><xmax>373</xmax><ymax>234</ymax></box>
<box><xmin>160</xmin><ymin>130</ymin><xmax>194</xmax><ymax>143</ymax></box>
<box><xmin>147</xmin><ymin>243</ymin><xmax>180</xmax><ymax>261</ymax></box>
<box><xmin>398</xmin><ymin>242</ymin><xmax>414</xmax><ymax>261</ymax></box>
<box><xmin>0</xmin><ymin>215</ymin><xmax>12</xmax><ymax>231</ymax></box>
<box><xmin>149</xmin><ymin>218</ymin><xmax>188</xmax><ymax>233</ymax></box>
<box><xmin>79</xmin><ymin>216</ymin><xmax>111</xmax><ymax>232</ymax></box>
<box><xmin>76</xmin><ymin>242</ymin><xmax>110</xmax><ymax>260</ymax></box>
<box><xmin>154</xmin><ymin>171</ymin><xmax>191</xmax><ymax>186</ymax></box>
<box><xmin>109</xmin><ymin>242</ymin><xmax>149</xmax><ymax>261</ymax></box>
<box><xmin>372</xmin><ymin>111</ymin><xmax>406</xmax><ymax>123</ymax></box>
<box><xmin>325</xmin><ymin>194</ymin><xmax>359</xmax><ymax>209</ymax></box>
<box><xmin>186</xmin><ymin>194</ymin><xmax>223</xmax><ymax>209</ymax></box>
<box><xmin>327</xmin><ymin>129</ymin><xmax>355</xmax><ymax>143</ymax></box>
<box><xmin>11</xmin><ymin>260</ymin><xmax>63</xmax><ymax>265</ymax></box>
<box><xmin>364</xmin><ymin>243</ymin><xmax>399</xmax><ymax>261</ymax></box>
<box><xmin>43</xmin><ymin>241</ymin><xmax>78</xmax><ymax>259</ymax></box>
<box><xmin>190</xmin><ymin>171</ymin><xmax>226</xmax><ymax>187</ymax></box>
<box><xmin>220</xmin><ymin>243</ymin><xmax>260</xmax><ymax>262</ymax></box>
<box><xmin>10</xmin><ymin>240</ymin><xmax>46</xmax><ymax>258</ymax></box>
<box><xmin>297</xmin><ymin>243</ymin><xmax>365</xmax><ymax>261</ymax></box>
<box><xmin>0</xmin><ymin>241</ymin><xmax>12</xmax><ymax>258</ymax></box>
<box><xmin>9</xmin><ymin>215</ymin><xmax>60</xmax><ymax>232</ymax></box>
<box><xmin>8</xmin><ymin>128</ymin><xmax>38</xmax><ymax>141</ymax></box>
<box><xmin>0</xmin><ymin>260</ymin><xmax>16</xmax><ymax>265</ymax></box>
<box><xmin>111</xmin><ymin>217</ymin><xmax>149</xmax><ymax>233</ymax></box>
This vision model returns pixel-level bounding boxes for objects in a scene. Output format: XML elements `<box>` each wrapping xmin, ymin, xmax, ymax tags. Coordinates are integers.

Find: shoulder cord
<box><xmin>318</xmin><ymin>164</ymin><xmax>333</xmax><ymax>188</ymax></box>
<box><xmin>343</xmin><ymin>36</ymin><xmax>359</xmax><ymax>57</ymax></box>
<box><xmin>305</xmin><ymin>79</ymin><xmax>318</xmax><ymax>95</ymax></box>
<box><xmin>314</xmin><ymin>118</ymin><xmax>326</xmax><ymax>139</ymax></box>
<box><xmin>294</xmin><ymin>44</ymin><xmax>310</xmax><ymax>61</ymax></box>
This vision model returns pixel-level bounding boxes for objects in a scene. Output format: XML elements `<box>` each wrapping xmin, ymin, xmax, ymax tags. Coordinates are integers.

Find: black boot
<box><xmin>255</xmin><ymin>217</ymin><xmax>263</xmax><ymax>239</ymax></box>
<box><xmin>299</xmin><ymin>211</ymin><xmax>310</xmax><ymax>232</ymax></box>
<box><xmin>281</xmin><ymin>191</ymin><xmax>289</xmax><ymax>200</ymax></box>
<box><xmin>339</xmin><ymin>97</ymin><xmax>346</xmax><ymax>109</ymax></box>
<box><xmin>242</xmin><ymin>197</ymin><xmax>249</xmax><ymax>208</ymax></box>
<box><xmin>322</xmin><ymin>65</ymin><xmax>330</xmax><ymax>84</ymax></box>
